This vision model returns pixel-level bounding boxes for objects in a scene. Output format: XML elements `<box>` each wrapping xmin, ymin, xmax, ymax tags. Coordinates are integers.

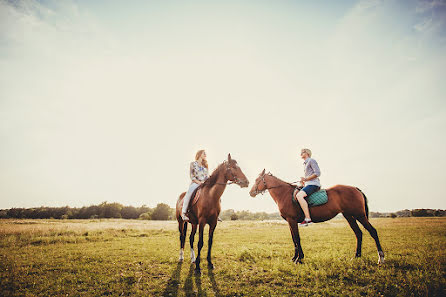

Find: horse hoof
<box><xmin>178</xmin><ymin>258</ymin><xmax>184</xmax><ymax>263</ymax></box>
<box><xmin>194</xmin><ymin>268</ymin><xmax>201</xmax><ymax>274</ymax></box>
<box><xmin>294</xmin><ymin>258</ymin><xmax>303</xmax><ymax>264</ymax></box>
<box><xmin>191</xmin><ymin>258</ymin><xmax>196</xmax><ymax>263</ymax></box>
<box><xmin>377</xmin><ymin>251</ymin><xmax>385</xmax><ymax>265</ymax></box>
<box><xmin>208</xmin><ymin>263</ymin><xmax>214</xmax><ymax>270</ymax></box>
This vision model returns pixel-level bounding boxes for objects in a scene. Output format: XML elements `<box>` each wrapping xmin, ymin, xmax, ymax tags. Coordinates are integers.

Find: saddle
<box><xmin>182</xmin><ymin>187</ymin><xmax>202</xmax><ymax>210</ymax></box>
<box><xmin>292</xmin><ymin>187</ymin><xmax>328</xmax><ymax>207</ymax></box>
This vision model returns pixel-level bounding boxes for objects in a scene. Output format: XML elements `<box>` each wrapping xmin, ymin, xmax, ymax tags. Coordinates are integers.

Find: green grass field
<box><xmin>1</xmin><ymin>217</ymin><xmax>445</xmax><ymax>296</ymax></box>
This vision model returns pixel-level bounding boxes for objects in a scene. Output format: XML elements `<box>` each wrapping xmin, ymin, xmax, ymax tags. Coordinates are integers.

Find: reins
<box><xmin>252</xmin><ymin>172</ymin><xmax>300</xmax><ymax>196</ymax></box>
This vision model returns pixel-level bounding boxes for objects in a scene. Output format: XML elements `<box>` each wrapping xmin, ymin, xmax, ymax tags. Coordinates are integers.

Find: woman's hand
<box><xmin>300</xmin><ymin>177</ymin><xmax>306</xmax><ymax>183</ymax></box>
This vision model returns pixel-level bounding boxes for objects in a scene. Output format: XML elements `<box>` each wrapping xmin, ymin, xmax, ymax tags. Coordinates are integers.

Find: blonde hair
<box><xmin>301</xmin><ymin>148</ymin><xmax>312</xmax><ymax>157</ymax></box>
<box><xmin>195</xmin><ymin>150</ymin><xmax>208</xmax><ymax>169</ymax></box>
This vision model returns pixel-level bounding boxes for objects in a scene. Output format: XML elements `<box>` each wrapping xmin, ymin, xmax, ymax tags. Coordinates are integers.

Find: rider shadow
<box><xmin>184</xmin><ymin>264</ymin><xmax>206</xmax><ymax>297</ymax></box>
<box><xmin>162</xmin><ymin>262</ymin><xmax>183</xmax><ymax>297</ymax></box>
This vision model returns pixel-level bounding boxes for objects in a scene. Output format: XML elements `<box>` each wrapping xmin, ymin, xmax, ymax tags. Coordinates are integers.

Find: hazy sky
<box><xmin>1</xmin><ymin>0</ymin><xmax>445</xmax><ymax>212</ymax></box>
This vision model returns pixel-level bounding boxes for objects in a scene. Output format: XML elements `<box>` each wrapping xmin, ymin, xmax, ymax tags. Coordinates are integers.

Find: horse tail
<box><xmin>356</xmin><ymin>187</ymin><xmax>369</xmax><ymax>219</ymax></box>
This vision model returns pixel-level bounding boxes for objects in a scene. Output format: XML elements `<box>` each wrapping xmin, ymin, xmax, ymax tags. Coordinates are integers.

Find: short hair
<box><xmin>301</xmin><ymin>148</ymin><xmax>312</xmax><ymax>157</ymax></box>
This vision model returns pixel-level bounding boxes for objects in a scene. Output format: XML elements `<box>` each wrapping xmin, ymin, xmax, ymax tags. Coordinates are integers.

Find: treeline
<box><xmin>220</xmin><ymin>209</ymin><xmax>281</xmax><ymax>221</ymax></box>
<box><xmin>0</xmin><ymin>203</ymin><xmax>282</xmax><ymax>221</ymax></box>
<box><xmin>370</xmin><ymin>209</ymin><xmax>446</xmax><ymax>218</ymax></box>
<box><xmin>0</xmin><ymin>202</ymin><xmax>175</xmax><ymax>220</ymax></box>
<box><xmin>1</xmin><ymin>204</ymin><xmax>444</xmax><ymax>220</ymax></box>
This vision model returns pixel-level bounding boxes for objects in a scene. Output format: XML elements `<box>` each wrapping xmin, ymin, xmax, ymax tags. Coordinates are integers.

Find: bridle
<box><xmin>214</xmin><ymin>161</ymin><xmax>246</xmax><ymax>186</ymax></box>
<box><xmin>251</xmin><ymin>172</ymin><xmax>298</xmax><ymax>196</ymax></box>
<box><xmin>251</xmin><ymin>172</ymin><xmax>269</xmax><ymax>196</ymax></box>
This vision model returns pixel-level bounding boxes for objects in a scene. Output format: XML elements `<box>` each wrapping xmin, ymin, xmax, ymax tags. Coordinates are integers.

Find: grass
<box><xmin>1</xmin><ymin>217</ymin><xmax>445</xmax><ymax>296</ymax></box>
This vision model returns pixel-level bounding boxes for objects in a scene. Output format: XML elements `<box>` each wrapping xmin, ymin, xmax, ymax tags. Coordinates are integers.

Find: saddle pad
<box><xmin>292</xmin><ymin>189</ymin><xmax>328</xmax><ymax>207</ymax></box>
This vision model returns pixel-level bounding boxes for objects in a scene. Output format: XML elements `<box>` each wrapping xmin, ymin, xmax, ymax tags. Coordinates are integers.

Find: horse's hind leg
<box><xmin>343</xmin><ymin>214</ymin><xmax>363</xmax><ymax>258</ymax></box>
<box><xmin>189</xmin><ymin>224</ymin><xmax>197</xmax><ymax>263</ymax></box>
<box><xmin>195</xmin><ymin>221</ymin><xmax>206</xmax><ymax>273</ymax></box>
<box><xmin>179</xmin><ymin>222</ymin><xmax>188</xmax><ymax>262</ymax></box>
<box><xmin>356</xmin><ymin>216</ymin><xmax>384</xmax><ymax>264</ymax></box>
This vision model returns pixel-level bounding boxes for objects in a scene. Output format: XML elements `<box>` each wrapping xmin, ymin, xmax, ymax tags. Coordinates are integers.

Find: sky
<box><xmin>1</xmin><ymin>0</ymin><xmax>445</xmax><ymax>212</ymax></box>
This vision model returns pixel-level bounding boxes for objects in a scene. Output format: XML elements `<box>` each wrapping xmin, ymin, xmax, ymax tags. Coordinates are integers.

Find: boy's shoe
<box><xmin>299</xmin><ymin>219</ymin><xmax>313</xmax><ymax>227</ymax></box>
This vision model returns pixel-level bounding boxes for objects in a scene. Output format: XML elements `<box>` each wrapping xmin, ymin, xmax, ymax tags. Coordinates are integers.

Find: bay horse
<box><xmin>176</xmin><ymin>154</ymin><xmax>249</xmax><ymax>273</ymax></box>
<box><xmin>249</xmin><ymin>169</ymin><xmax>384</xmax><ymax>264</ymax></box>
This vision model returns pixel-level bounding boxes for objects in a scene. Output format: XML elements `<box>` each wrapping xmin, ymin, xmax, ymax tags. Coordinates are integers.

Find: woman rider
<box><xmin>181</xmin><ymin>150</ymin><xmax>209</xmax><ymax>221</ymax></box>
<box><xmin>294</xmin><ymin>148</ymin><xmax>321</xmax><ymax>226</ymax></box>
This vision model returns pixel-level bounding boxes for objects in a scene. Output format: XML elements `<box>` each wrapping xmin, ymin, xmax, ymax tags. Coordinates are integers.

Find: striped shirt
<box><xmin>303</xmin><ymin>158</ymin><xmax>321</xmax><ymax>187</ymax></box>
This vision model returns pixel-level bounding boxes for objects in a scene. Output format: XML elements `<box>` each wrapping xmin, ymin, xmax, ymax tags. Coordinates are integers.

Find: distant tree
<box><xmin>0</xmin><ymin>210</ymin><xmax>8</xmax><ymax>218</ymax></box>
<box><xmin>99</xmin><ymin>202</ymin><xmax>123</xmax><ymax>218</ymax></box>
<box><xmin>139</xmin><ymin>212</ymin><xmax>151</xmax><ymax>220</ymax></box>
<box><xmin>151</xmin><ymin>203</ymin><xmax>171</xmax><ymax>220</ymax></box>
<box><xmin>220</xmin><ymin>209</ymin><xmax>236</xmax><ymax>220</ymax></box>
<box><xmin>121</xmin><ymin>206</ymin><xmax>139</xmax><ymax>219</ymax></box>
<box><xmin>390</xmin><ymin>213</ymin><xmax>397</xmax><ymax>218</ymax></box>
<box><xmin>411</xmin><ymin>209</ymin><xmax>434</xmax><ymax>217</ymax></box>
<box><xmin>230</xmin><ymin>213</ymin><xmax>238</xmax><ymax>220</ymax></box>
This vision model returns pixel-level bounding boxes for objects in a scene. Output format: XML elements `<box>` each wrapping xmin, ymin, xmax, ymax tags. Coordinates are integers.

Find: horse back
<box><xmin>323</xmin><ymin>185</ymin><xmax>366</xmax><ymax>218</ymax></box>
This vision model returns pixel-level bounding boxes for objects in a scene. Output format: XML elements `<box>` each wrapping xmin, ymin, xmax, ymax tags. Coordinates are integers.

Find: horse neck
<box><xmin>265</xmin><ymin>175</ymin><xmax>291</xmax><ymax>204</ymax></box>
<box><xmin>205</xmin><ymin>164</ymin><xmax>228</xmax><ymax>201</ymax></box>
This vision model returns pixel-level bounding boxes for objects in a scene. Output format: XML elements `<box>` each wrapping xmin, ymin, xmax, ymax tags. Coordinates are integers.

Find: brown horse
<box><xmin>249</xmin><ymin>169</ymin><xmax>384</xmax><ymax>264</ymax></box>
<box><xmin>176</xmin><ymin>154</ymin><xmax>249</xmax><ymax>273</ymax></box>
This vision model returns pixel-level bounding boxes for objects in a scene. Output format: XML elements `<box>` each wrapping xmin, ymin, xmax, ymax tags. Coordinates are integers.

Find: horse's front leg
<box><xmin>195</xmin><ymin>221</ymin><xmax>206</xmax><ymax>273</ymax></box>
<box><xmin>207</xmin><ymin>221</ymin><xmax>217</xmax><ymax>269</ymax></box>
<box><xmin>287</xmin><ymin>218</ymin><xmax>304</xmax><ymax>263</ymax></box>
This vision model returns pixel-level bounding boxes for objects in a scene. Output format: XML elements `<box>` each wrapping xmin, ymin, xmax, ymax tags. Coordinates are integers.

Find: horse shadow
<box><xmin>207</xmin><ymin>269</ymin><xmax>221</xmax><ymax>297</ymax></box>
<box><xmin>162</xmin><ymin>262</ymin><xmax>183</xmax><ymax>297</ymax></box>
<box><xmin>162</xmin><ymin>262</ymin><xmax>221</xmax><ymax>297</ymax></box>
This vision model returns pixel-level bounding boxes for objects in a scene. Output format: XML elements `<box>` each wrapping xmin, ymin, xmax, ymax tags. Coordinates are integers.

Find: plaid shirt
<box><xmin>190</xmin><ymin>161</ymin><xmax>209</xmax><ymax>183</ymax></box>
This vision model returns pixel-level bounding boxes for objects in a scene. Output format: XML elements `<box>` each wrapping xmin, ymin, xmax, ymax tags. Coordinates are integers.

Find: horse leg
<box><xmin>207</xmin><ymin>221</ymin><xmax>217</xmax><ymax>269</ymax></box>
<box><xmin>343</xmin><ymin>215</ymin><xmax>362</xmax><ymax>258</ymax></box>
<box><xmin>189</xmin><ymin>224</ymin><xmax>197</xmax><ymax>263</ymax></box>
<box><xmin>179</xmin><ymin>222</ymin><xmax>188</xmax><ymax>262</ymax></box>
<box><xmin>287</xmin><ymin>218</ymin><xmax>304</xmax><ymax>263</ymax></box>
<box><xmin>356</xmin><ymin>216</ymin><xmax>385</xmax><ymax>264</ymax></box>
<box><xmin>195</xmin><ymin>221</ymin><xmax>206</xmax><ymax>273</ymax></box>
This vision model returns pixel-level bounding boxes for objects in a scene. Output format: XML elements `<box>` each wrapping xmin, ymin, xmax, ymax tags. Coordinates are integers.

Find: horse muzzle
<box><xmin>239</xmin><ymin>179</ymin><xmax>249</xmax><ymax>188</ymax></box>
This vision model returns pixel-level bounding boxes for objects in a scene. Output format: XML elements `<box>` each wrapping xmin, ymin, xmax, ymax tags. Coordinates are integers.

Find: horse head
<box><xmin>224</xmin><ymin>153</ymin><xmax>249</xmax><ymax>188</ymax></box>
<box><xmin>249</xmin><ymin>169</ymin><xmax>268</xmax><ymax>197</ymax></box>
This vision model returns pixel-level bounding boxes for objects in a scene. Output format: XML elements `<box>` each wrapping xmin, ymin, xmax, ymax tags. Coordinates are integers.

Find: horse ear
<box><xmin>261</xmin><ymin>168</ymin><xmax>265</xmax><ymax>175</ymax></box>
<box><xmin>228</xmin><ymin>153</ymin><xmax>232</xmax><ymax>162</ymax></box>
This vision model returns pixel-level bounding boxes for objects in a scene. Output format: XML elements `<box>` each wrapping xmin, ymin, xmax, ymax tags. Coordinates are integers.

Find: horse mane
<box><xmin>202</xmin><ymin>162</ymin><xmax>226</xmax><ymax>187</ymax></box>
<box><xmin>267</xmin><ymin>172</ymin><xmax>296</xmax><ymax>188</ymax></box>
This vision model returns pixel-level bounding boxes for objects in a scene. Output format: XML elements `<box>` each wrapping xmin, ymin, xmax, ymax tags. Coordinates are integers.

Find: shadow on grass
<box><xmin>163</xmin><ymin>262</ymin><xmax>221</xmax><ymax>297</ymax></box>
<box><xmin>208</xmin><ymin>269</ymin><xmax>221</xmax><ymax>297</ymax></box>
<box><xmin>162</xmin><ymin>262</ymin><xmax>183</xmax><ymax>297</ymax></box>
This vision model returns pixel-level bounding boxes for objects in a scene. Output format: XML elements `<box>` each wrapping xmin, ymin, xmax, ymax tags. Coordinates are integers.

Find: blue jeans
<box><xmin>182</xmin><ymin>183</ymin><xmax>200</xmax><ymax>215</ymax></box>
